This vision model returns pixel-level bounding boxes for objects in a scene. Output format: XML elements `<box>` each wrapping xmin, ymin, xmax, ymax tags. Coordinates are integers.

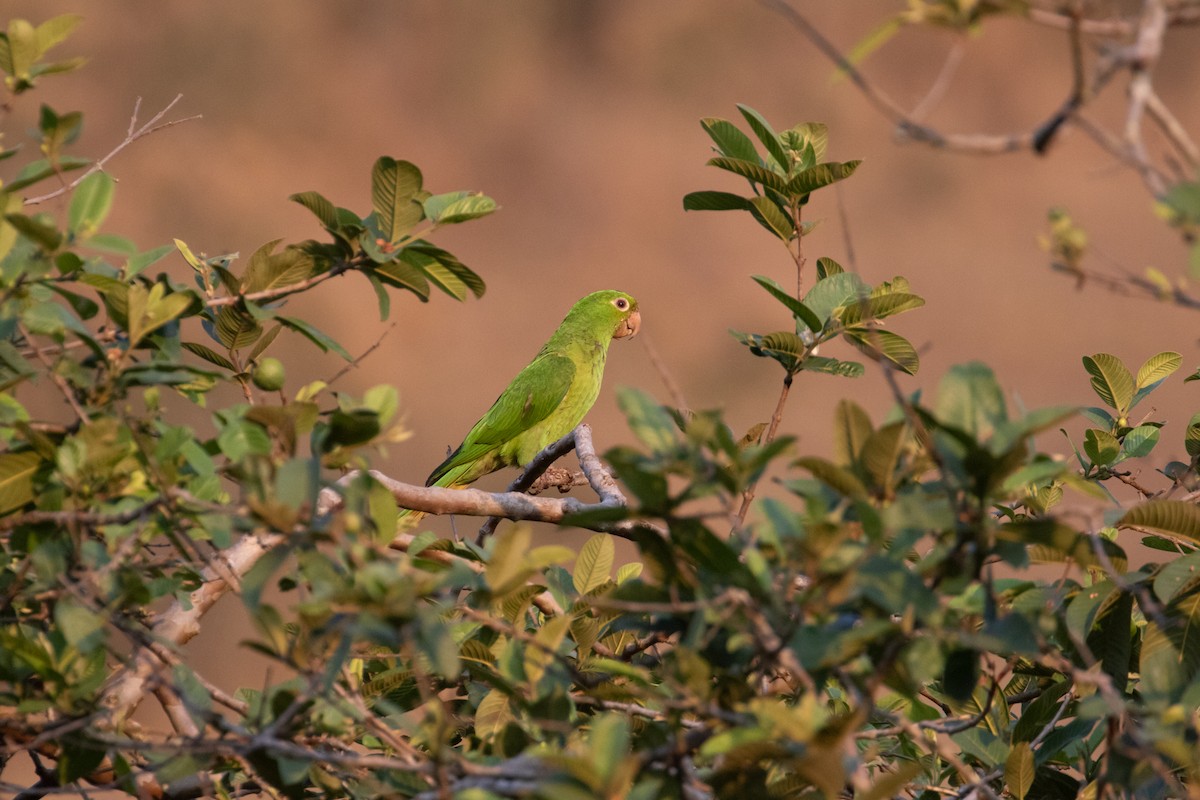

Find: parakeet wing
<box><xmin>426</xmin><ymin>352</ymin><xmax>575</xmax><ymax>485</ymax></box>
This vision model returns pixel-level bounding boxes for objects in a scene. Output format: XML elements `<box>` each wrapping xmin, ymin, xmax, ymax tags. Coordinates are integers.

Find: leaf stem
<box><xmin>734</xmin><ymin>372</ymin><xmax>793</xmax><ymax>527</ymax></box>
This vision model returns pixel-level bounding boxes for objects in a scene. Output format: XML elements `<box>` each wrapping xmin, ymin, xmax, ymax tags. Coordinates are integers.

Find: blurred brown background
<box><xmin>3</xmin><ymin>0</ymin><xmax>1199</xmax><ymax>741</ymax></box>
<box><xmin>8</xmin><ymin>0</ymin><xmax>1199</xmax><ymax>479</ymax></box>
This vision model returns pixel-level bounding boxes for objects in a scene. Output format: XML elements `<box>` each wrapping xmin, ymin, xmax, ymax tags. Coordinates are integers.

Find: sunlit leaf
<box><xmin>1118</xmin><ymin>500</ymin><xmax>1200</xmax><ymax>546</ymax></box>
<box><xmin>1082</xmin><ymin>353</ymin><xmax>1134</xmax><ymax>415</ymax></box>
<box><xmin>574</xmin><ymin>534</ymin><xmax>614</xmax><ymax>595</ymax></box>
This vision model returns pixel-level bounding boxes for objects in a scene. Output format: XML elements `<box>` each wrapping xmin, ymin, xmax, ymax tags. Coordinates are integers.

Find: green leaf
<box><xmin>705</xmin><ymin>156</ymin><xmax>788</xmax><ymax>193</ymax></box>
<box><xmin>752</xmin><ymin>275</ymin><xmax>822</xmax><ymax>332</ymax></box>
<box><xmin>182</xmin><ymin>341</ymin><xmax>236</xmax><ymax>371</ymax></box>
<box><xmin>486</xmin><ymin>526</ymin><xmax>533</xmax><ymax>595</ymax></box>
<box><xmin>399</xmin><ymin>248</ymin><xmax>469</xmax><ymax>301</ymax></box>
<box><xmin>990</xmin><ymin>405</ymin><xmax>1078</xmax><ymax>457</ymax></box>
<box><xmin>0</xmin><ymin>192</ymin><xmax>22</xmax><ymax>261</ymax></box>
<box><xmin>126</xmin><ymin>244</ymin><xmax>175</xmax><ymax>277</ymax></box>
<box><xmin>1082</xmin><ymin>353</ymin><xmax>1134</xmax><ymax>415</ymax></box>
<box><xmin>67</xmin><ymin>171</ymin><xmax>114</xmax><ymax>239</ymax></box>
<box><xmin>736</xmin><ymin>104</ymin><xmax>789</xmax><ymax>169</ymax></box>
<box><xmin>700</xmin><ymin>117</ymin><xmax>760</xmax><ymax>162</ymax></box>
<box><xmin>1005</xmin><ymin>742</ymin><xmax>1035</xmax><ymax>800</ymax></box>
<box><xmin>0</xmin><ymin>450</ymin><xmax>41</xmax><ymax>515</ymax></box>
<box><xmin>474</xmin><ymin>689</ymin><xmax>513</xmax><ymax>742</ymax></box>
<box><xmin>126</xmin><ymin>283</ymin><xmax>193</xmax><ymax>347</ymax></box>
<box><xmin>54</xmin><ymin>597</ymin><xmax>105</xmax><ymax>652</ymax></box>
<box><xmin>616</xmin><ymin>387</ymin><xmax>677</xmax><ymax>454</ymax></box>
<box><xmin>1152</xmin><ymin>551</ymin><xmax>1200</xmax><ymax>602</ymax></box>
<box><xmin>731</xmin><ymin>329</ymin><xmax>806</xmax><ymax>373</ymax></box>
<box><xmin>845</xmin><ymin>329</ymin><xmax>920</xmax><ymax>375</ymax></box>
<box><xmin>934</xmin><ymin>362</ymin><xmax>1008</xmax><ymax>440</ymax></box>
<box><xmin>3</xmin><ymin>20</ymin><xmax>37</xmax><ymax>82</ymax></box>
<box><xmin>833</xmin><ymin>399</ymin><xmax>873</xmax><ymax>466</ymax></box>
<box><xmin>1083</xmin><ymin>428</ymin><xmax>1121</xmax><ymax>466</ymax></box>
<box><xmin>5</xmin><ymin>156</ymin><xmax>90</xmax><ymax>192</ymax></box>
<box><xmin>785</xmin><ymin>160</ymin><xmax>863</xmax><ymax>196</ymax></box>
<box><xmin>682</xmin><ymin>191</ymin><xmax>749</xmax><ymax>212</ymax></box>
<box><xmin>408</xmin><ymin>243</ymin><xmax>486</xmax><ymax>299</ymax></box>
<box><xmin>794</xmin><ymin>456</ymin><xmax>869</xmax><ymax>499</ymax></box>
<box><xmin>816</xmin><ymin>256</ymin><xmax>844</xmax><ymax>279</ymax></box>
<box><xmin>1136</xmin><ymin>350</ymin><xmax>1183</xmax><ymax>389</ymax></box>
<box><xmin>215</xmin><ymin>304</ymin><xmax>262</xmax><ymax>350</ymax></box>
<box><xmin>324</xmin><ymin>409</ymin><xmax>380</xmax><ymax>450</ymax></box>
<box><xmin>838</xmin><ymin>292</ymin><xmax>925</xmax><ymax>325</ymax></box>
<box><xmin>371</xmin><ymin>157</ymin><xmax>424</xmax><ymax>243</ymax></box>
<box><xmin>804</xmin><ymin>355</ymin><xmax>864</xmax><ymax>377</ymax></box>
<box><xmin>1117</xmin><ymin>500</ymin><xmax>1200</xmax><ymax>545</ymax></box>
<box><xmin>1121</xmin><ymin>424</ymin><xmax>1160</xmax><ymax>458</ymax></box>
<box><xmin>5</xmin><ymin>212</ymin><xmax>62</xmax><ymax>252</ymax></box>
<box><xmin>34</xmin><ymin>14</ymin><xmax>83</xmax><ymax>58</ymax></box>
<box><xmin>427</xmin><ymin>193</ymin><xmax>496</xmax><ymax>225</ymax></box>
<box><xmin>1186</xmin><ymin>412</ymin><xmax>1200</xmax><ymax>458</ymax></box>
<box><xmin>247</xmin><ymin>323</ymin><xmax>284</xmax><ymax>363</ymax></box>
<box><xmin>289</xmin><ymin>190</ymin><xmax>340</xmax><ymax>232</ymax></box>
<box><xmin>803</xmin><ymin>271</ymin><xmax>869</xmax><ymax>324</ymax></box>
<box><xmin>275</xmin><ymin>316</ymin><xmax>351</xmax><ymax>360</ymax></box>
<box><xmin>241</xmin><ymin>240</ymin><xmax>316</xmax><ymax>295</ymax></box>
<box><xmin>574</xmin><ymin>534</ymin><xmax>614</xmax><ymax>595</ymax></box>
<box><xmin>747</xmin><ymin>196</ymin><xmax>795</xmax><ymax>241</ymax></box>
<box><xmin>372</xmin><ymin>257</ymin><xmax>430</xmax><ymax>299</ymax></box>
<box><xmin>861</xmin><ymin>421</ymin><xmax>907</xmax><ymax>494</ymax></box>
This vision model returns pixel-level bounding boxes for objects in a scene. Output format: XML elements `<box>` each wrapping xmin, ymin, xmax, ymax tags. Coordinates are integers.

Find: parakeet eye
<box><xmin>613</xmin><ymin>298</ymin><xmax>628</xmax><ymax>310</ymax></box>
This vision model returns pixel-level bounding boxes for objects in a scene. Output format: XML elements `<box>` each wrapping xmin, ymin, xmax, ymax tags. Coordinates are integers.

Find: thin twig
<box><xmin>16</xmin><ymin>322</ymin><xmax>90</xmax><ymax>424</ymax></box>
<box><xmin>639</xmin><ymin>333</ymin><xmax>689</xmax><ymax>413</ymax></box>
<box><xmin>24</xmin><ymin>95</ymin><xmax>201</xmax><ymax>206</ymax></box>
<box><xmin>326</xmin><ymin>321</ymin><xmax>398</xmax><ymax>386</ymax></box>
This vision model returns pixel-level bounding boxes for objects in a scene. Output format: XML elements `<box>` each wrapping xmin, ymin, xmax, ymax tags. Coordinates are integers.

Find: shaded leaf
<box><xmin>785</xmin><ymin>160</ymin><xmax>863</xmax><ymax>196</ymax></box>
<box><xmin>752</xmin><ymin>275</ymin><xmax>821</xmax><ymax>332</ymax></box>
<box><xmin>833</xmin><ymin>398</ymin><xmax>873</xmax><ymax>466</ymax></box>
<box><xmin>682</xmin><ymin>190</ymin><xmax>749</xmax><ymax>212</ymax></box>
<box><xmin>846</xmin><ymin>329</ymin><xmax>920</xmax><ymax>375</ymax></box>
<box><xmin>747</xmin><ymin>196</ymin><xmax>794</xmax><ymax>241</ymax></box>
<box><xmin>1005</xmin><ymin>742</ymin><xmax>1035</xmax><ymax>800</ymax></box>
<box><xmin>700</xmin><ymin>117</ymin><xmax>759</xmax><ymax>162</ymax></box>
<box><xmin>705</xmin><ymin>156</ymin><xmax>788</xmax><ymax>192</ymax></box>
<box><xmin>0</xmin><ymin>450</ymin><xmax>41</xmax><ymax>515</ymax></box>
<box><xmin>67</xmin><ymin>171</ymin><xmax>114</xmax><ymax>238</ymax></box>
<box><xmin>1117</xmin><ymin>500</ymin><xmax>1200</xmax><ymax>545</ymax></box>
<box><xmin>736</xmin><ymin>104</ymin><xmax>789</xmax><ymax>168</ymax></box>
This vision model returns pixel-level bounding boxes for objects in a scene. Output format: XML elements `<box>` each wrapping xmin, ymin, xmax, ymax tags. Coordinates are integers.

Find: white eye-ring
<box><xmin>614</xmin><ymin>297</ymin><xmax>628</xmax><ymax>310</ymax></box>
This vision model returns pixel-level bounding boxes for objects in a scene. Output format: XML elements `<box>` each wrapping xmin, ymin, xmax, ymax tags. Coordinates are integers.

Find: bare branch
<box><xmin>24</xmin><ymin>95</ymin><xmax>201</xmax><ymax>206</ymax></box>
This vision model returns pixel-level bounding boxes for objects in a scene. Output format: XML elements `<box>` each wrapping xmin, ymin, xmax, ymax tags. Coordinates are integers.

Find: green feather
<box><xmin>401</xmin><ymin>290</ymin><xmax>640</xmax><ymax>526</ymax></box>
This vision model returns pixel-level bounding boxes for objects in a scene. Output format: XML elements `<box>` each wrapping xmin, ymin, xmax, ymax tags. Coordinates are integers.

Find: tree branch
<box><xmin>24</xmin><ymin>95</ymin><xmax>201</xmax><ymax>206</ymax></box>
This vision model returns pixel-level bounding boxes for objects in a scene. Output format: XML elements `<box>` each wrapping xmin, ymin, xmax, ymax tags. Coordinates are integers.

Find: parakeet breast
<box><xmin>507</xmin><ymin>341</ymin><xmax>607</xmax><ymax>465</ymax></box>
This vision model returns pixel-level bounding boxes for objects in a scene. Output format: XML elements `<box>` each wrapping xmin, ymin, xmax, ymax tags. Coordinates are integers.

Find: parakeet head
<box><xmin>569</xmin><ymin>290</ymin><xmax>640</xmax><ymax>340</ymax></box>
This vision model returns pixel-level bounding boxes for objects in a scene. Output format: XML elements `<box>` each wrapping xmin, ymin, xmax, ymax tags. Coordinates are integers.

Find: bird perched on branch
<box><xmin>398</xmin><ymin>289</ymin><xmax>640</xmax><ymax>527</ymax></box>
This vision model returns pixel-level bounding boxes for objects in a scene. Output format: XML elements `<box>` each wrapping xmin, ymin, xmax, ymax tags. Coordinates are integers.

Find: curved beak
<box><xmin>614</xmin><ymin>309</ymin><xmax>641</xmax><ymax>340</ymax></box>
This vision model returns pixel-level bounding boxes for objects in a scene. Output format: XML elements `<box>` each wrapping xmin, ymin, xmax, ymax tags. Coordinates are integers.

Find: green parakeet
<box><xmin>400</xmin><ymin>289</ymin><xmax>640</xmax><ymax>523</ymax></box>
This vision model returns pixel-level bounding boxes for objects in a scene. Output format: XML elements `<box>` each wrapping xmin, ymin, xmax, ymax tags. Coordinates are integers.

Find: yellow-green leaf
<box><xmin>1005</xmin><ymin>742</ymin><xmax>1034</xmax><ymax>800</ymax></box>
<box><xmin>574</xmin><ymin>534</ymin><xmax>614</xmax><ymax>595</ymax></box>
<box><xmin>1117</xmin><ymin>500</ymin><xmax>1200</xmax><ymax>545</ymax></box>
<box><xmin>1136</xmin><ymin>351</ymin><xmax>1182</xmax><ymax>389</ymax></box>
<box><xmin>1082</xmin><ymin>353</ymin><xmax>1134</xmax><ymax>414</ymax></box>
<box><xmin>0</xmin><ymin>450</ymin><xmax>41</xmax><ymax>515</ymax></box>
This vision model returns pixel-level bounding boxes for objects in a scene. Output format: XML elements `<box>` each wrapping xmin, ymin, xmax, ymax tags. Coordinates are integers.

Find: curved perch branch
<box><xmin>101</xmin><ymin>424</ymin><xmax>656</xmax><ymax>736</ymax></box>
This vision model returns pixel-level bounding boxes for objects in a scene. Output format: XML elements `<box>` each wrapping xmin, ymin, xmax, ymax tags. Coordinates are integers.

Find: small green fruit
<box><xmin>252</xmin><ymin>357</ymin><xmax>286</xmax><ymax>391</ymax></box>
